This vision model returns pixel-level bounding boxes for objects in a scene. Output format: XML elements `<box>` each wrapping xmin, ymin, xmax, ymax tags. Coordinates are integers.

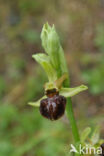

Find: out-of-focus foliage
<box><xmin>94</xmin><ymin>24</ymin><xmax>104</xmax><ymax>52</ymax></box>
<box><xmin>82</xmin><ymin>23</ymin><xmax>104</xmax><ymax>95</ymax></box>
<box><xmin>82</xmin><ymin>62</ymin><xmax>104</xmax><ymax>95</ymax></box>
<box><xmin>0</xmin><ymin>0</ymin><xmax>104</xmax><ymax>155</ymax></box>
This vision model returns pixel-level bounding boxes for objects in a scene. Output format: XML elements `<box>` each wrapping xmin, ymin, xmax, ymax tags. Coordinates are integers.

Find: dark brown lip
<box><xmin>40</xmin><ymin>94</ymin><xmax>66</xmax><ymax>120</ymax></box>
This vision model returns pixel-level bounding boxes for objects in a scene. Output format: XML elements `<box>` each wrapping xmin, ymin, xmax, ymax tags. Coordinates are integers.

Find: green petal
<box><xmin>55</xmin><ymin>73</ymin><xmax>68</xmax><ymax>89</ymax></box>
<box><xmin>28</xmin><ymin>96</ymin><xmax>46</xmax><ymax>107</ymax></box>
<box><xmin>60</xmin><ymin>85</ymin><xmax>88</xmax><ymax>97</ymax></box>
<box><xmin>32</xmin><ymin>53</ymin><xmax>57</xmax><ymax>82</ymax></box>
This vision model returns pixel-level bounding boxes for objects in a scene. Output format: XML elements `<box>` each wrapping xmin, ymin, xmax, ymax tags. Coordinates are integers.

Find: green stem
<box><xmin>66</xmin><ymin>98</ymin><xmax>80</xmax><ymax>143</ymax></box>
<box><xmin>57</xmin><ymin>71</ymin><xmax>80</xmax><ymax>146</ymax></box>
<box><xmin>66</xmin><ymin>98</ymin><xmax>80</xmax><ymax>156</ymax></box>
<box><xmin>62</xmin><ymin>73</ymin><xmax>80</xmax><ymax>145</ymax></box>
<box><xmin>63</xmin><ymin>72</ymin><xmax>80</xmax><ymax>155</ymax></box>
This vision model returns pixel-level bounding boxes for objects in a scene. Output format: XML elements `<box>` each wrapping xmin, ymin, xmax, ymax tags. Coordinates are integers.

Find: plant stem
<box><xmin>58</xmin><ymin>72</ymin><xmax>80</xmax><ymax>146</ymax></box>
<box><xmin>64</xmin><ymin>76</ymin><xmax>80</xmax><ymax>155</ymax></box>
<box><xmin>66</xmin><ymin>98</ymin><xmax>80</xmax><ymax>156</ymax></box>
<box><xmin>66</xmin><ymin>98</ymin><xmax>80</xmax><ymax>143</ymax></box>
<box><xmin>62</xmin><ymin>73</ymin><xmax>80</xmax><ymax>145</ymax></box>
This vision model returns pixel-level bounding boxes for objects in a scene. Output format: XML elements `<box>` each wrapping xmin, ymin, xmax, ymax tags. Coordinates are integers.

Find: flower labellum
<box><xmin>40</xmin><ymin>88</ymin><xmax>66</xmax><ymax>120</ymax></box>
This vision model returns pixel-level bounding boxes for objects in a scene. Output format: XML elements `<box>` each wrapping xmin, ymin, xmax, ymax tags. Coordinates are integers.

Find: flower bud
<box><xmin>41</xmin><ymin>23</ymin><xmax>61</xmax><ymax>72</ymax></box>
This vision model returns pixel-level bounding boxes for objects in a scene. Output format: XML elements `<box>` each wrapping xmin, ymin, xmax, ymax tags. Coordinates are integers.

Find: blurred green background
<box><xmin>0</xmin><ymin>0</ymin><xmax>104</xmax><ymax>156</ymax></box>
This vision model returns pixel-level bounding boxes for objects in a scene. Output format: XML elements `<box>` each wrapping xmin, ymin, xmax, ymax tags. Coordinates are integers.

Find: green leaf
<box><xmin>32</xmin><ymin>53</ymin><xmax>57</xmax><ymax>82</ymax></box>
<box><xmin>90</xmin><ymin>127</ymin><xmax>100</xmax><ymax>145</ymax></box>
<box><xmin>60</xmin><ymin>85</ymin><xmax>88</xmax><ymax>97</ymax></box>
<box><xmin>28</xmin><ymin>96</ymin><xmax>46</xmax><ymax>107</ymax></box>
<box><xmin>81</xmin><ymin>127</ymin><xmax>91</xmax><ymax>143</ymax></box>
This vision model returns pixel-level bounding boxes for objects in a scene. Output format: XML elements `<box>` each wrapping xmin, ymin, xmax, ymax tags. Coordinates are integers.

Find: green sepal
<box><xmin>60</xmin><ymin>85</ymin><xmax>88</xmax><ymax>97</ymax></box>
<box><xmin>32</xmin><ymin>53</ymin><xmax>57</xmax><ymax>82</ymax></box>
<box><xmin>28</xmin><ymin>96</ymin><xmax>46</xmax><ymax>107</ymax></box>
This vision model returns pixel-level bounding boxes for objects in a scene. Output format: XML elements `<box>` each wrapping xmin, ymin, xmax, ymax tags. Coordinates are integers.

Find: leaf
<box><xmin>81</xmin><ymin>127</ymin><xmax>91</xmax><ymax>143</ymax></box>
<box><xmin>28</xmin><ymin>96</ymin><xmax>46</xmax><ymax>107</ymax></box>
<box><xmin>90</xmin><ymin>127</ymin><xmax>100</xmax><ymax>145</ymax></box>
<box><xmin>60</xmin><ymin>85</ymin><xmax>88</xmax><ymax>97</ymax></box>
<box><xmin>32</xmin><ymin>53</ymin><xmax>57</xmax><ymax>82</ymax></box>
